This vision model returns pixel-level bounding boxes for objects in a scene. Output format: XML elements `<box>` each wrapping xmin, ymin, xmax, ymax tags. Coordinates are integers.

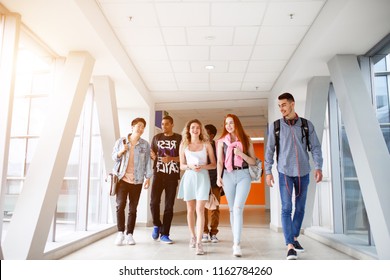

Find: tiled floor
<box><xmin>61</xmin><ymin>206</ymin><xmax>355</xmax><ymax>260</ymax></box>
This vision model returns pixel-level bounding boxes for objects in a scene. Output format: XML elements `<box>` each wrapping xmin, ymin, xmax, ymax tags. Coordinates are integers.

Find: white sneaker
<box><xmin>114</xmin><ymin>232</ymin><xmax>124</xmax><ymax>246</ymax></box>
<box><xmin>210</xmin><ymin>235</ymin><xmax>219</xmax><ymax>243</ymax></box>
<box><xmin>125</xmin><ymin>233</ymin><xmax>136</xmax><ymax>245</ymax></box>
<box><xmin>201</xmin><ymin>233</ymin><xmax>209</xmax><ymax>243</ymax></box>
<box><xmin>233</xmin><ymin>245</ymin><xmax>242</xmax><ymax>257</ymax></box>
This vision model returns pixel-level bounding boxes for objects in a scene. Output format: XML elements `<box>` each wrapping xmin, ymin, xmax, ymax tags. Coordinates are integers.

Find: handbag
<box><xmin>249</xmin><ymin>157</ymin><xmax>263</xmax><ymax>182</ymax></box>
<box><xmin>107</xmin><ymin>172</ymin><xmax>119</xmax><ymax>196</ymax></box>
<box><xmin>106</xmin><ymin>138</ymin><xmax>126</xmax><ymax>196</ymax></box>
<box><xmin>205</xmin><ymin>192</ymin><xmax>219</xmax><ymax>210</ymax></box>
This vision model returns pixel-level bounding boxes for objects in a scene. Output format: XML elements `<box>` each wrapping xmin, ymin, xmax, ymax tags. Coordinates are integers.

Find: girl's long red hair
<box><xmin>219</xmin><ymin>114</ymin><xmax>251</xmax><ymax>153</ymax></box>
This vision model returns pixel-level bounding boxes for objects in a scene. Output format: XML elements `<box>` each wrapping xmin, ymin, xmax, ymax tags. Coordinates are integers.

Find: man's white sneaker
<box><xmin>125</xmin><ymin>233</ymin><xmax>136</xmax><ymax>245</ymax></box>
<box><xmin>201</xmin><ymin>233</ymin><xmax>209</xmax><ymax>243</ymax></box>
<box><xmin>210</xmin><ymin>235</ymin><xmax>219</xmax><ymax>243</ymax></box>
<box><xmin>114</xmin><ymin>232</ymin><xmax>124</xmax><ymax>246</ymax></box>
<box><xmin>233</xmin><ymin>245</ymin><xmax>242</xmax><ymax>257</ymax></box>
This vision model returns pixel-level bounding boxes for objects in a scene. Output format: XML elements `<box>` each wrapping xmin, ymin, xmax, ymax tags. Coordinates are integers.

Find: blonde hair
<box><xmin>181</xmin><ymin>119</ymin><xmax>209</xmax><ymax>149</ymax></box>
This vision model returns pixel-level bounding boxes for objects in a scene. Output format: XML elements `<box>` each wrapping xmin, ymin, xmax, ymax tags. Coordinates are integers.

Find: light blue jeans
<box><xmin>278</xmin><ymin>172</ymin><xmax>310</xmax><ymax>245</ymax></box>
<box><xmin>222</xmin><ymin>169</ymin><xmax>251</xmax><ymax>245</ymax></box>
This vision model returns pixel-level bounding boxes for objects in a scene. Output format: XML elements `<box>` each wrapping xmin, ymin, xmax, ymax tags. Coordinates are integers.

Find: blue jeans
<box><xmin>223</xmin><ymin>169</ymin><xmax>251</xmax><ymax>245</ymax></box>
<box><xmin>278</xmin><ymin>172</ymin><xmax>310</xmax><ymax>245</ymax></box>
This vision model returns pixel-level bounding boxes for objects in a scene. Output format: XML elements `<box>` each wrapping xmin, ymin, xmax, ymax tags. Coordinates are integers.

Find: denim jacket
<box><xmin>112</xmin><ymin>134</ymin><xmax>153</xmax><ymax>184</ymax></box>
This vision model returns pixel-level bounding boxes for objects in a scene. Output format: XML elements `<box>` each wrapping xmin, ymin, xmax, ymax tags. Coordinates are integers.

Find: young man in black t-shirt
<box><xmin>150</xmin><ymin>115</ymin><xmax>182</xmax><ymax>244</ymax></box>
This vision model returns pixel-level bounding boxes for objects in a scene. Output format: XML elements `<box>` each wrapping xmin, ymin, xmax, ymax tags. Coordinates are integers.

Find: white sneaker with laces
<box><xmin>125</xmin><ymin>233</ymin><xmax>136</xmax><ymax>245</ymax></box>
<box><xmin>210</xmin><ymin>235</ymin><xmax>219</xmax><ymax>243</ymax></box>
<box><xmin>233</xmin><ymin>244</ymin><xmax>242</xmax><ymax>257</ymax></box>
<box><xmin>201</xmin><ymin>233</ymin><xmax>209</xmax><ymax>243</ymax></box>
<box><xmin>114</xmin><ymin>232</ymin><xmax>124</xmax><ymax>246</ymax></box>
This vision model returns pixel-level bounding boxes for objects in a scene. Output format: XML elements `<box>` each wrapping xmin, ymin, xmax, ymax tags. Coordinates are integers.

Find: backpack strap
<box><xmin>300</xmin><ymin>118</ymin><xmax>311</xmax><ymax>152</ymax></box>
<box><xmin>274</xmin><ymin>119</ymin><xmax>281</xmax><ymax>162</ymax></box>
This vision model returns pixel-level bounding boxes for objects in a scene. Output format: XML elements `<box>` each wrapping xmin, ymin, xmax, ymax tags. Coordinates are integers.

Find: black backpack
<box><xmin>274</xmin><ymin>118</ymin><xmax>311</xmax><ymax>162</ymax></box>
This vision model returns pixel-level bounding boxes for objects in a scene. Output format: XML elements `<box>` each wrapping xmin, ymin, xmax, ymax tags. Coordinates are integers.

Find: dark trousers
<box><xmin>204</xmin><ymin>186</ymin><xmax>221</xmax><ymax>235</ymax></box>
<box><xmin>116</xmin><ymin>180</ymin><xmax>142</xmax><ymax>235</ymax></box>
<box><xmin>150</xmin><ymin>175</ymin><xmax>178</xmax><ymax>236</ymax></box>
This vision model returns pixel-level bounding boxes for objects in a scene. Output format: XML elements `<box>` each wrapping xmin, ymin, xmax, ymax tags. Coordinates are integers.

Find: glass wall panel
<box><xmin>10</xmin><ymin>98</ymin><xmax>29</xmax><ymax>135</ymax></box>
<box><xmin>28</xmin><ymin>97</ymin><xmax>49</xmax><ymax>135</ymax></box>
<box><xmin>373</xmin><ymin>54</ymin><xmax>390</xmax><ymax>152</ymax></box>
<box><xmin>340</xmin><ymin>128</ymin><xmax>369</xmax><ymax>241</ymax></box>
<box><xmin>7</xmin><ymin>139</ymin><xmax>26</xmax><ymax>177</ymax></box>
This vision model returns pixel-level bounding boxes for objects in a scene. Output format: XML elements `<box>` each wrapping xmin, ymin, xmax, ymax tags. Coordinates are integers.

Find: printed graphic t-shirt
<box><xmin>151</xmin><ymin>133</ymin><xmax>182</xmax><ymax>180</ymax></box>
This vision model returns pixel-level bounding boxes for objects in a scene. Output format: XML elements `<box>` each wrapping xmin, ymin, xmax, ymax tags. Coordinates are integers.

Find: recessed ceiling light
<box><xmin>205</xmin><ymin>36</ymin><xmax>215</xmax><ymax>40</ymax></box>
<box><xmin>251</xmin><ymin>137</ymin><xmax>264</xmax><ymax>142</ymax></box>
<box><xmin>205</xmin><ymin>65</ymin><xmax>215</xmax><ymax>70</ymax></box>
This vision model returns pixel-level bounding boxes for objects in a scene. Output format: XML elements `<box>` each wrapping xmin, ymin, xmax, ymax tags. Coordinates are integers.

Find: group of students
<box><xmin>111</xmin><ymin>92</ymin><xmax>323</xmax><ymax>260</ymax></box>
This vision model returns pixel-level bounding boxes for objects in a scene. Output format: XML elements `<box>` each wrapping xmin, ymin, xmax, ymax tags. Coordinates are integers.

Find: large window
<box><xmin>2</xmin><ymin>28</ymin><xmax>113</xmax><ymax>248</ymax></box>
<box><xmin>373</xmin><ymin>54</ymin><xmax>390</xmax><ymax>152</ymax></box>
<box><xmin>336</xmin><ymin>53</ymin><xmax>390</xmax><ymax>244</ymax></box>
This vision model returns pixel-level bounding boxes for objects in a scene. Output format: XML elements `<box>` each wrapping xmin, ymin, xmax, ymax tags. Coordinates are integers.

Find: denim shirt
<box><xmin>265</xmin><ymin>118</ymin><xmax>323</xmax><ymax>177</ymax></box>
<box><xmin>112</xmin><ymin>134</ymin><xmax>153</xmax><ymax>184</ymax></box>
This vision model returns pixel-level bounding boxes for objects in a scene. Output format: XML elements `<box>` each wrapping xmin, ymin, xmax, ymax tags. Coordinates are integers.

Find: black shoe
<box><xmin>293</xmin><ymin>240</ymin><xmax>305</xmax><ymax>252</ymax></box>
<box><xmin>286</xmin><ymin>249</ymin><xmax>298</xmax><ymax>260</ymax></box>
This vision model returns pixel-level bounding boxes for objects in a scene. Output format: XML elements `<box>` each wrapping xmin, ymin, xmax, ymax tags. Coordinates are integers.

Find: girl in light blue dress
<box><xmin>178</xmin><ymin>119</ymin><xmax>216</xmax><ymax>255</ymax></box>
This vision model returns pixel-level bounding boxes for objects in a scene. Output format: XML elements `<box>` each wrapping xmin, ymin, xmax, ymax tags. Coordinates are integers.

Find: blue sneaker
<box><xmin>152</xmin><ymin>226</ymin><xmax>160</xmax><ymax>240</ymax></box>
<box><xmin>160</xmin><ymin>235</ymin><xmax>173</xmax><ymax>244</ymax></box>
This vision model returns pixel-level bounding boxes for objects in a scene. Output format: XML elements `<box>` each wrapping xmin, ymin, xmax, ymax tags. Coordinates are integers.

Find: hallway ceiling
<box><xmin>2</xmin><ymin>0</ymin><xmax>390</xmax><ymax>138</ymax></box>
<box><xmin>95</xmin><ymin>0</ymin><xmax>325</xmax><ymax>136</ymax></box>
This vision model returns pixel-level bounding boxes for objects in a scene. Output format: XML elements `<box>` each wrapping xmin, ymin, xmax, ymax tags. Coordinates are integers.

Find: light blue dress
<box><xmin>177</xmin><ymin>145</ymin><xmax>211</xmax><ymax>201</ymax></box>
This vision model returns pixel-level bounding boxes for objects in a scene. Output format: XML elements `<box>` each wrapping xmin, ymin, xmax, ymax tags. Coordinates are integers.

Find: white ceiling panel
<box><xmin>257</xmin><ymin>26</ymin><xmax>309</xmax><ymax>45</ymax></box>
<box><xmin>247</xmin><ymin>60</ymin><xmax>287</xmax><ymax>72</ymax></box>
<box><xmin>191</xmin><ymin>61</ymin><xmax>229</xmax><ymax>73</ymax></box>
<box><xmin>211</xmin><ymin>46</ymin><xmax>253</xmax><ymax>60</ymax></box>
<box><xmin>244</xmin><ymin>72</ymin><xmax>280</xmax><ymax>83</ymax></box>
<box><xmin>167</xmin><ymin>46</ymin><xmax>209</xmax><ymax>60</ymax></box>
<box><xmin>156</xmin><ymin>3</ymin><xmax>210</xmax><ymax>26</ymax></box>
<box><xmin>177</xmin><ymin>83</ymin><xmax>210</xmax><ymax>91</ymax></box>
<box><xmin>228</xmin><ymin>61</ymin><xmax>249</xmax><ymax>72</ymax></box>
<box><xmin>171</xmin><ymin>61</ymin><xmax>191</xmax><ymax>72</ymax></box>
<box><xmin>210</xmin><ymin>73</ymin><xmax>244</xmax><ymax>83</ymax></box>
<box><xmin>210</xmin><ymin>83</ymin><xmax>242</xmax><ymax>91</ymax></box>
<box><xmin>252</xmin><ymin>45</ymin><xmax>296</xmax><ymax>60</ymax></box>
<box><xmin>233</xmin><ymin>27</ymin><xmax>260</xmax><ymax>45</ymax></box>
<box><xmin>211</xmin><ymin>2</ymin><xmax>267</xmax><ymax>26</ymax></box>
<box><xmin>175</xmin><ymin>73</ymin><xmax>209</xmax><ymax>83</ymax></box>
<box><xmin>187</xmin><ymin>27</ymin><xmax>234</xmax><ymax>45</ymax></box>
<box><xmin>241</xmin><ymin>83</ymin><xmax>273</xmax><ymax>92</ymax></box>
<box><xmin>115</xmin><ymin>27</ymin><xmax>164</xmax><ymax>46</ymax></box>
<box><xmin>263</xmin><ymin>1</ymin><xmax>325</xmax><ymax>26</ymax></box>
<box><xmin>161</xmin><ymin>27</ymin><xmax>187</xmax><ymax>45</ymax></box>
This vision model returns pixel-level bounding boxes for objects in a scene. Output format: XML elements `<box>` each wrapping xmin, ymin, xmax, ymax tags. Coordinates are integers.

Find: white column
<box><xmin>302</xmin><ymin>77</ymin><xmax>329</xmax><ymax>228</ymax></box>
<box><xmin>328</xmin><ymin>54</ymin><xmax>390</xmax><ymax>259</ymax></box>
<box><xmin>268</xmin><ymin>98</ymin><xmax>282</xmax><ymax>232</ymax></box>
<box><xmin>3</xmin><ymin>52</ymin><xmax>95</xmax><ymax>259</ymax></box>
<box><xmin>92</xmin><ymin>76</ymin><xmax>120</xmax><ymax>222</ymax></box>
<box><xmin>0</xmin><ymin>13</ymin><xmax>21</xmax><ymax>260</ymax></box>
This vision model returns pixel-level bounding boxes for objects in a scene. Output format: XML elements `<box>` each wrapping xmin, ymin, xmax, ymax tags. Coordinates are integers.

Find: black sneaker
<box><xmin>293</xmin><ymin>240</ymin><xmax>305</xmax><ymax>252</ymax></box>
<box><xmin>286</xmin><ymin>248</ymin><xmax>298</xmax><ymax>260</ymax></box>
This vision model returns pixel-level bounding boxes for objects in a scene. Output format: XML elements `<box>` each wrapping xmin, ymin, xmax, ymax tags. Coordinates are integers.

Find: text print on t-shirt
<box><xmin>156</xmin><ymin>140</ymin><xmax>180</xmax><ymax>174</ymax></box>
